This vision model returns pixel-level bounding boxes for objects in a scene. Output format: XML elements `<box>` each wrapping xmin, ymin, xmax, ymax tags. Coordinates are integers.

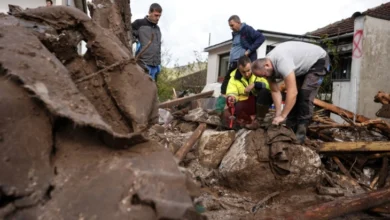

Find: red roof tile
<box><xmin>309</xmin><ymin>2</ymin><xmax>390</xmax><ymax>37</ymax></box>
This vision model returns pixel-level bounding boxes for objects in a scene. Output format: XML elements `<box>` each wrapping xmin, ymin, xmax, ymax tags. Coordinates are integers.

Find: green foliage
<box><xmin>313</xmin><ymin>35</ymin><xmax>341</xmax><ymax>103</ymax></box>
<box><xmin>156</xmin><ymin>50</ymin><xmax>208</xmax><ymax>102</ymax></box>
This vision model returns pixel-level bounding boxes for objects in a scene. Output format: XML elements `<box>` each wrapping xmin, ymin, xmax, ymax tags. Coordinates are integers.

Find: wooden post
<box><xmin>159</xmin><ymin>91</ymin><xmax>214</xmax><ymax>109</ymax></box>
<box><xmin>175</xmin><ymin>123</ymin><xmax>207</xmax><ymax>162</ymax></box>
<box><xmin>332</xmin><ymin>157</ymin><xmax>353</xmax><ymax>179</ymax></box>
<box><xmin>319</xmin><ymin>141</ymin><xmax>390</xmax><ymax>152</ymax></box>
<box><xmin>281</xmin><ymin>186</ymin><xmax>390</xmax><ymax>220</ymax></box>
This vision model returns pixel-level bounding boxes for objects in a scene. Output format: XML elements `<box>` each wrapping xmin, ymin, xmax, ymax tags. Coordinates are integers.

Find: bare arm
<box><xmin>269</xmin><ymin>81</ymin><xmax>282</xmax><ymax>116</ymax></box>
<box><xmin>280</xmin><ymin>72</ymin><xmax>298</xmax><ymax>118</ymax></box>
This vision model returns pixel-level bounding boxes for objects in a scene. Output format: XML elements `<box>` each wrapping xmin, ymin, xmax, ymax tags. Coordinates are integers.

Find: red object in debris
<box><xmin>227</xmin><ymin>97</ymin><xmax>235</xmax><ymax>128</ymax></box>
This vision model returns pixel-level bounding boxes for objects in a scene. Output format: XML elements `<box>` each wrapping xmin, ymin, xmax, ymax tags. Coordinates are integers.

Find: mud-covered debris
<box><xmin>184</xmin><ymin>107</ymin><xmax>221</xmax><ymax>126</ymax></box>
<box><xmin>219</xmin><ymin>129</ymin><xmax>323</xmax><ymax>192</ymax></box>
<box><xmin>198</xmin><ymin>130</ymin><xmax>235</xmax><ymax>168</ymax></box>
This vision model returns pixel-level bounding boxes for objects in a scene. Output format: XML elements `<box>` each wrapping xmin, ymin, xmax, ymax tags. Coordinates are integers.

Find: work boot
<box><xmin>245</xmin><ymin>104</ymin><xmax>269</xmax><ymax>130</ymax></box>
<box><xmin>286</xmin><ymin>119</ymin><xmax>297</xmax><ymax>132</ymax></box>
<box><xmin>295</xmin><ymin>121</ymin><xmax>309</xmax><ymax>144</ymax></box>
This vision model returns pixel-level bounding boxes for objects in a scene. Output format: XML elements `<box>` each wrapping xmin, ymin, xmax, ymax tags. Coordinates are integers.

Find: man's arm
<box><xmin>280</xmin><ymin>72</ymin><xmax>298</xmax><ymax>118</ymax></box>
<box><xmin>131</xmin><ymin>19</ymin><xmax>141</xmax><ymax>38</ymax></box>
<box><xmin>247</xmin><ymin>26</ymin><xmax>265</xmax><ymax>53</ymax></box>
<box><xmin>269</xmin><ymin>80</ymin><xmax>282</xmax><ymax>116</ymax></box>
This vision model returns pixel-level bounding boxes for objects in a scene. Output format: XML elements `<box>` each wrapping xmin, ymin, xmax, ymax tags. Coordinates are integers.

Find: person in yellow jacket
<box><xmin>224</xmin><ymin>55</ymin><xmax>273</xmax><ymax>129</ymax></box>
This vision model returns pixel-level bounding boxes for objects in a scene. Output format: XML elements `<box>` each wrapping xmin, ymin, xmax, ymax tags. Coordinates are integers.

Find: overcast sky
<box><xmin>131</xmin><ymin>0</ymin><xmax>389</xmax><ymax>66</ymax></box>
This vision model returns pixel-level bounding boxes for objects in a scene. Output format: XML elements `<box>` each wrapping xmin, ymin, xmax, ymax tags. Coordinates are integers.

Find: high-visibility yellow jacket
<box><xmin>226</xmin><ymin>69</ymin><xmax>269</xmax><ymax>101</ymax></box>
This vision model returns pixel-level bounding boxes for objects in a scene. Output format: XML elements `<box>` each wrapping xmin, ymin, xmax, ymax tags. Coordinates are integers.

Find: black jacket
<box><xmin>132</xmin><ymin>16</ymin><xmax>162</xmax><ymax>66</ymax></box>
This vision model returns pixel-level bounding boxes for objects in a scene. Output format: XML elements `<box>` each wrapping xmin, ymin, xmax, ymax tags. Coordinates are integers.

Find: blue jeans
<box><xmin>146</xmin><ymin>65</ymin><xmax>161</xmax><ymax>81</ymax></box>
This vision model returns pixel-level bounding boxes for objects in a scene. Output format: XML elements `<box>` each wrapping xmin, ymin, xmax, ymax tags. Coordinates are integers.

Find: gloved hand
<box><xmin>227</xmin><ymin>96</ymin><xmax>236</xmax><ymax>107</ymax></box>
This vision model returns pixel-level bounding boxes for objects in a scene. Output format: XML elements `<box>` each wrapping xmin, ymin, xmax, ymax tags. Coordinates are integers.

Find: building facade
<box><xmin>203</xmin><ymin>30</ymin><xmax>317</xmax><ymax>85</ymax></box>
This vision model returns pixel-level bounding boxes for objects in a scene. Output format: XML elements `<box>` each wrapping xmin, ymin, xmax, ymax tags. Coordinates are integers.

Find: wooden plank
<box><xmin>175</xmin><ymin>123</ymin><xmax>207</xmax><ymax>162</ymax></box>
<box><xmin>276</xmin><ymin>186</ymin><xmax>390</xmax><ymax>220</ymax></box>
<box><xmin>159</xmin><ymin>90</ymin><xmax>214</xmax><ymax>109</ymax></box>
<box><xmin>319</xmin><ymin>141</ymin><xmax>390</xmax><ymax>152</ymax></box>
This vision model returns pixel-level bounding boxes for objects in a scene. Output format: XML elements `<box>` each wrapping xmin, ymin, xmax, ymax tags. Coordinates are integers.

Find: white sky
<box><xmin>1</xmin><ymin>0</ymin><xmax>388</xmax><ymax>67</ymax></box>
<box><xmin>131</xmin><ymin>0</ymin><xmax>389</xmax><ymax>66</ymax></box>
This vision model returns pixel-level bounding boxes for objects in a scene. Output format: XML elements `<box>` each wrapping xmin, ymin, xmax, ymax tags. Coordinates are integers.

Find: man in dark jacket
<box><xmin>220</xmin><ymin>15</ymin><xmax>266</xmax><ymax>95</ymax></box>
<box><xmin>132</xmin><ymin>3</ymin><xmax>162</xmax><ymax>81</ymax></box>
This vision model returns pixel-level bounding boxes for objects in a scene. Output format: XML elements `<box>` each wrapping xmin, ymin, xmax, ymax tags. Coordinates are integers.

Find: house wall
<box><xmin>357</xmin><ymin>16</ymin><xmax>390</xmax><ymax>119</ymax></box>
<box><xmin>206</xmin><ymin>37</ymin><xmax>284</xmax><ymax>84</ymax></box>
<box><xmin>331</xmin><ymin>16</ymin><xmax>364</xmax><ymax>123</ymax></box>
<box><xmin>206</xmin><ymin>44</ymin><xmax>231</xmax><ymax>84</ymax></box>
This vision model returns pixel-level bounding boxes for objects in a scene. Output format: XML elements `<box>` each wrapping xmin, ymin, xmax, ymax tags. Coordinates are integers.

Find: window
<box><xmin>332</xmin><ymin>54</ymin><xmax>352</xmax><ymax>81</ymax></box>
<box><xmin>266</xmin><ymin>45</ymin><xmax>275</xmax><ymax>54</ymax></box>
<box><xmin>218</xmin><ymin>53</ymin><xmax>230</xmax><ymax>81</ymax></box>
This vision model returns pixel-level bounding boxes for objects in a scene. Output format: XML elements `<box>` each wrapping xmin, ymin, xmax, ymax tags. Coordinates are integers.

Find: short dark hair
<box><xmin>238</xmin><ymin>55</ymin><xmax>251</xmax><ymax>67</ymax></box>
<box><xmin>251</xmin><ymin>58</ymin><xmax>267</xmax><ymax>71</ymax></box>
<box><xmin>46</xmin><ymin>0</ymin><xmax>53</xmax><ymax>4</ymax></box>
<box><xmin>228</xmin><ymin>15</ymin><xmax>241</xmax><ymax>23</ymax></box>
<box><xmin>149</xmin><ymin>3</ymin><xmax>162</xmax><ymax>13</ymax></box>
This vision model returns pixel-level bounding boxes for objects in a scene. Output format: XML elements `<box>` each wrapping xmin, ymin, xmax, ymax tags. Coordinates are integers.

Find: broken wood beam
<box><xmin>175</xmin><ymin>123</ymin><xmax>207</xmax><ymax>162</ymax></box>
<box><xmin>378</xmin><ymin>157</ymin><xmax>388</xmax><ymax>188</ymax></box>
<box><xmin>374</xmin><ymin>91</ymin><xmax>390</xmax><ymax>105</ymax></box>
<box><xmin>282</xmin><ymin>186</ymin><xmax>390</xmax><ymax>220</ymax></box>
<box><xmin>159</xmin><ymin>91</ymin><xmax>214</xmax><ymax>109</ymax></box>
<box><xmin>319</xmin><ymin>141</ymin><xmax>390</xmax><ymax>152</ymax></box>
<box><xmin>367</xmin><ymin>152</ymin><xmax>390</xmax><ymax>159</ymax></box>
<box><xmin>332</xmin><ymin>157</ymin><xmax>353</xmax><ymax>179</ymax></box>
<box><xmin>313</xmin><ymin>98</ymin><xmax>390</xmax><ymax>137</ymax></box>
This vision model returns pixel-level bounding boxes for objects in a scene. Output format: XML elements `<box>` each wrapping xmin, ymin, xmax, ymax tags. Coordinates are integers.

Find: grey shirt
<box><xmin>267</xmin><ymin>41</ymin><xmax>327</xmax><ymax>80</ymax></box>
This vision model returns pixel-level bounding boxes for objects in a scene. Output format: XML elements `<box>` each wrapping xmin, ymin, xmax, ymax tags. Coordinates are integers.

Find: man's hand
<box><xmin>245</xmin><ymin>50</ymin><xmax>250</xmax><ymax>56</ymax></box>
<box><xmin>244</xmin><ymin>83</ymin><xmax>255</xmax><ymax>93</ymax></box>
<box><xmin>227</xmin><ymin>96</ymin><xmax>236</xmax><ymax>106</ymax></box>
<box><xmin>272</xmin><ymin>115</ymin><xmax>286</xmax><ymax>125</ymax></box>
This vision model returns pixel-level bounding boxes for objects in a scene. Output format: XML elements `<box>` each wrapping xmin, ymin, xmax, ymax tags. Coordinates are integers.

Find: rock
<box><xmin>198</xmin><ymin>130</ymin><xmax>236</xmax><ymax>168</ymax></box>
<box><xmin>178</xmin><ymin>121</ymin><xmax>198</xmax><ymax>133</ymax></box>
<box><xmin>184</xmin><ymin>108</ymin><xmax>221</xmax><ymax>126</ymax></box>
<box><xmin>219</xmin><ymin>129</ymin><xmax>275</xmax><ymax>191</ymax></box>
<box><xmin>0</xmin><ymin>77</ymin><xmax>53</xmax><ymax>212</ymax></box>
<box><xmin>219</xmin><ymin>129</ymin><xmax>323</xmax><ymax>192</ymax></box>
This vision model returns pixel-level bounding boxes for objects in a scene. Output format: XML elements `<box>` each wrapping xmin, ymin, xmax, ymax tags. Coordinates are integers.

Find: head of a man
<box><xmin>148</xmin><ymin>3</ymin><xmax>162</xmax><ymax>24</ymax></box>
<box><xmin>251</xmin><ymin>58</ymin><xmax>274</xmax><ymax>78</ymax></box>
<box><xmin>46</xmin><ymin>0</ymin><xmax>53</xmax><ymax>7</ymax></box>
<box><xmin>228</xmin><ymin>15</ymin><xmax>241</xmax><ymax>32</ymax></box>
<box><xmin>237</xmin><ymin>56</ymin><xmax>252</xmax><ymax>79</ymax></box>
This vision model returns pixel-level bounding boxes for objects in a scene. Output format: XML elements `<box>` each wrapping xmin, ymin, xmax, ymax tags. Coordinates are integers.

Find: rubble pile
<box><xmin>154</xmin><ymin>93</ymin><xmax>390</xmax><ymax>219</ymax></box>
<box><xmin>1</xmin><ymin>2</ymin><xmax>390</xmax><ymax>220</ymax></box>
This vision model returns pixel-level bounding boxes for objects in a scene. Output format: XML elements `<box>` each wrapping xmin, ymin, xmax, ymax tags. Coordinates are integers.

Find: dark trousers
<box><xmin>287</xmin><ymin>59</ymin><xmax>327</xmax><ymax>127</ymax></box>
<box><xmin>255</xmin><ymin>88</ymin><xmax>273</xmax><ymax>106</ymax></box>
<box><xmin>221</xmin><ymin>62</ymin><xmax>238</xmax><ymax>95</ymax></box>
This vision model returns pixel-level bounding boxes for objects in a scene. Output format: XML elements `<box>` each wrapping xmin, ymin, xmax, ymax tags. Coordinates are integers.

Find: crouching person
<box><xmin>222</xmin><ymin>56</ymin><xmax>272</xmax><ymax>129</ymax></box>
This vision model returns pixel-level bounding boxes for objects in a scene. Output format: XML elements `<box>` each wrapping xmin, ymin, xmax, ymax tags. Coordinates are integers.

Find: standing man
<box><xmin>46</xmin><ymin>0</ymin><xmax>53</xmax><ymax>7</ymax></box>
<box><xmin>251</xmin><ymin>41</ymin><xmax>330</xmax><ymax>144</ymax></box>
<box><xmin>132</xmin><ymin>3</ymin><xmax>162</xmax><ymax>81</ymax></box>
<box><xmin>221</xmin><ymin>15</ymin><xmax>265</xmax><ymax>95</ymax></box>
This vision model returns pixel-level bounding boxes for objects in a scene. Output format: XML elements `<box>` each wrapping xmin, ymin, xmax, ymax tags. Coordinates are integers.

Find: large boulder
<box><xmin>198</xmin><ymin>130</ymin><xmax>235</xmax><ymax>168</ymax></box>
<box><xmin>219</xmin><ymin>128</ymin><xmax>323</xmax><ymax>192</ymax></box>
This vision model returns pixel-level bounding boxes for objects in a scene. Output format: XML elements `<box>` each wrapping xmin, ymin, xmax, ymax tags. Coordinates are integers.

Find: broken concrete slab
<box><xmin>198</xmin><ymin>130</ymin><xmax>235</xmax><ymax>168</ymax></box>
